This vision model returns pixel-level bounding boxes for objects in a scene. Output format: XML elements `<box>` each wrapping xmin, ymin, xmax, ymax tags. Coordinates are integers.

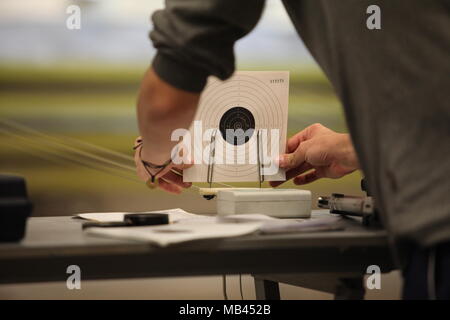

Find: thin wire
<box><xmin>1</xmin><ymin>125</ymin><xmax>188</xmax><ymax>183</ymax></box>
<box><xmin>0</xmin><ymin>128</ymin><xmax>135</xmax><ymax>174</ymax></box>
<box><xmin>0</xmin><ymin>118</ymin><xmax>235</xmax><ymax>189</ymax></box>
<box><xmin>0</xmin><ymin>128</ymin><xmax>210</xmax><ymax>193</ymax></box>
<box><xmin>427</xmin><ymin>247</ymin><xmax>437</xmax><ymax>300</ymax></box>
<box><xmin>1</xmin><ymin>129</ymin><xmax>207</xmax><ymax>194</ymax></box>
<box><xmin>0</xmin><ymin>126</ymin><xmax>136</xmax><ymax>172</ymax></box>
<box><xmin>0</xmin><ymin>132</ymin><xmax>142</xmax><ymax>185</ymax></box>
<box><xmin>239</xmin><ymin>274</ymin><xmax>244</xmax><ymax>300</ymax></box>
<box><xmin>207</xmin><ymin>129</ymin><xmax>217</xmax><ymax>188</ymax></box>
<box><xmin>222</xmin><ymin>275</ymin><xmax>228</xmax><ymax>300</ymax></box>
<box><xmin>257</xmin><ymin>130</ymin><xmax>262</xmax><ymax>188</ymax></box>
<box><xmin>0</xmin><ymin>129</ymin><xmax>205</xmax><ymax>191</ymax></box>
<box><xmin>0</xmin><ymin>118</ymin><xmax>134</xmax><ymax>162</ymax></box>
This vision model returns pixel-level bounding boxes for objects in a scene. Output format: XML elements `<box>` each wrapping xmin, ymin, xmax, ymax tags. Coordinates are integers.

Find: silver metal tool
<box><xmin>318</xmin><ymin>193</ymin><xmax>375</xmax><ymax>217</ymax></box>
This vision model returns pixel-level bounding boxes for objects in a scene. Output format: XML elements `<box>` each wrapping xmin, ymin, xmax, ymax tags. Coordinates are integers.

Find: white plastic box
<box><xmin>217</xmin><ymin>189</ymin><xmax>311</xmax><ymax>218</ymax></box>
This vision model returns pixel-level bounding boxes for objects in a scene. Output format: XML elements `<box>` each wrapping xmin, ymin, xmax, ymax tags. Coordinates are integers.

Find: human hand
<box><xmin>270</xmin><ymin>123</ymin><xmax>359</xmax><ymax>187</ymax></box>
<box><xmin>134</xmin><ymin>137</ymin><xmax>192</xmax><ymax>194</ymax></box>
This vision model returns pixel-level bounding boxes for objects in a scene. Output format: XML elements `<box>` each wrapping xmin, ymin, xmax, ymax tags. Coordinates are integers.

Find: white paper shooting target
<box><xmin>183</xmin><ymin>71</ymin><xmax>289</xmax><ymax>183</ymax></box>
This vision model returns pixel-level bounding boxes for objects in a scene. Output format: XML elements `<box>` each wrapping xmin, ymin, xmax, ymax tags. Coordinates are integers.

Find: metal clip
<box><xmin>206</xmin><ymin>129</ymin><xmax>218</xmax><ymax>189</ymax></box>
<box><xmin>256</xmin><ymin>129</ymin><xmax>265</xmax><ymax>188</ymax></box>
<box><xmin>206</xmin><ymin>129</ymin><xmax>265</xmax><ymax>190</ymax></box>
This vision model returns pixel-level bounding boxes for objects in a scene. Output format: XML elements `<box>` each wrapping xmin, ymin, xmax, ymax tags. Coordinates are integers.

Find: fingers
<box><xmin>293</xmin><ymin>169</ymin><xmax>322</xmax><ymax>185</ymax></box>
<box><xmin>269</xmin><ymin>162</ymin><xmax>313</xmax><ymax>187</ymax></box>
<box><xmin>285</xmin><ymin>123</ymin><xmax>330</xmax><ymax>153</ymax></box>
<box><xmin>158</xmin><ymin>178</ymin><xmax>183</xmax><ymax>194</ymax></box>
<box><xmin>172</xmin><ymin>161</ymin><xmax>193</xmax><ymax>171</ymax></box>
<box><xmin>162</xmin><ymin>169</ymin><xmax>191</xmax><ymax>188</ymax></box>
<box><xmin>286</xmin><ymin>129</ymin><xmax>309</xmax><ymax>153</ymax></box>
<box><xmin>145</xmin><ymin>170</ymin><xmax>190</xmax><ymax>194</ymax></box>
<box><xmin>278</xmin><ymin>140</ymin><xmax>311</xmax><ymax>170</ymax></box>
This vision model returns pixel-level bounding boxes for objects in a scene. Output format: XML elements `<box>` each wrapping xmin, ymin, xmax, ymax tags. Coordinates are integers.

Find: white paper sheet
<box><xmin>81</xmin><ymin>211</ymin><xmax>344</xmax><ymax>246</ymax></box>
<box><xmin>75</xmin><ymin>208</ymin><xmax>209</xmax><ymax>224</ymax></box>
<box><xmin>259</xmin><ymin>216</ymin><xmax>345</xmax><ymax>234</ymax></box>
<box><xmin>84</xmin><ymin>221</ymin><xmax>263</xmax><ymax>247</ymax></box>
<box><xmin>183</xmin><ymin>71</ymin><xmax>289</xmax><ymax>183</ymax></box>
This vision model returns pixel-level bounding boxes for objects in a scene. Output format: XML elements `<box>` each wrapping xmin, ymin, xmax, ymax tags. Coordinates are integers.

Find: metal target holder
<box><xmin>206</xmin><ymin>129</ymin><xmax>265</xmax><ymax>188</ymax></box>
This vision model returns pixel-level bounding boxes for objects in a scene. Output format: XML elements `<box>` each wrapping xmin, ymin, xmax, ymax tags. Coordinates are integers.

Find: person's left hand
<box><xmin>133</xmin><ymin>136</ymin><xmax>192</xmax><ymax>194</ymax></box>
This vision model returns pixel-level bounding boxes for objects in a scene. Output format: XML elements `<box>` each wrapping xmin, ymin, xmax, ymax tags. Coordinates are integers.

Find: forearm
<box><xmin>137</xmin><ymin>68</ymin><xmax>199</xmax><ymax>164</ymax></box>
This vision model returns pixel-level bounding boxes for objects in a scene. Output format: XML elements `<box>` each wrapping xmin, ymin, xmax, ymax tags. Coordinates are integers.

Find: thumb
<box><xmin>278</xmin><ymin>140</ymin><xmax>310</xmax><ymax>169</ymax></box>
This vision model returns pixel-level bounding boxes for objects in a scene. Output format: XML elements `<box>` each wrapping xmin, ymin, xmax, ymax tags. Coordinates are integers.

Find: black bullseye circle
<box><xmin>219</xmin><ymin>106</ymin><xmax>255</xmax><ymax>146</ymax></box>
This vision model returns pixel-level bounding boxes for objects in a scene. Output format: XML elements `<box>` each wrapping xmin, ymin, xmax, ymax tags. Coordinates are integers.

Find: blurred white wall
<box><xmin>0</xmin><ymin>0</ymin><xmax>313</xmax><ymax>67</ymax></box>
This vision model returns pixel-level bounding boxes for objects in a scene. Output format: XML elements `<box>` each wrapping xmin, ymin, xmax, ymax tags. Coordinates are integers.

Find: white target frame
<box><xmin>183</xmin><ymin>71</ymin><xmax>289</xmax><ymax>183</ymax></box>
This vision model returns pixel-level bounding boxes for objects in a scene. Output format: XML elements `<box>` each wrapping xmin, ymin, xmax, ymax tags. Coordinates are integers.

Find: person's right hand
<box><xmin>270</xmin><ymin>123</ymin><xmax>360</xmax><ymax>187</ymax></box>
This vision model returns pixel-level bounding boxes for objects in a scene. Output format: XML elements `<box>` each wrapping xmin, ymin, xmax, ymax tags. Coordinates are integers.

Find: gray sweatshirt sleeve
<box><xmin>150</xmin><ymin>0</ymin><xmax>265</xmax><ymax>92</ymax></box>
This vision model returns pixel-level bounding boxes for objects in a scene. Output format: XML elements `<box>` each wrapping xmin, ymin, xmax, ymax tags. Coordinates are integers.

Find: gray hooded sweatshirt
<box><xmin>149</xmin><ymin>0</ymin><xmax>450</xmax><ymax>263</ymax></box>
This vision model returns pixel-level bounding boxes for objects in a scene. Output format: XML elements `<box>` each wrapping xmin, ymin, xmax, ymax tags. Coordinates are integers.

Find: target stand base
<box><xmin>216</xmin><ymin>188</ymin><xmax>311</xmax><ymax>218</ymax></box>
<box><xmin>198</xmin><ymin>188</ymin><xmax>260</xmax><ymax>197</ymax></box>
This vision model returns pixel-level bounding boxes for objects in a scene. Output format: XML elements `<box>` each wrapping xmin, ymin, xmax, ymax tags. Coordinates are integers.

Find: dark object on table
<box><xmin>0</xmin><ymin>174</ymin><xmax>33</xmax><ymax>242</ymax></box>
<box><xmin>124</xmin><ymin>213</ymin><xmax>169</xmax><ymax>226</ymax></box>
<box><xmin>82</xmin><ymin>213</ymin><xmax>169</xmax><ymax>229</ymax></box>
